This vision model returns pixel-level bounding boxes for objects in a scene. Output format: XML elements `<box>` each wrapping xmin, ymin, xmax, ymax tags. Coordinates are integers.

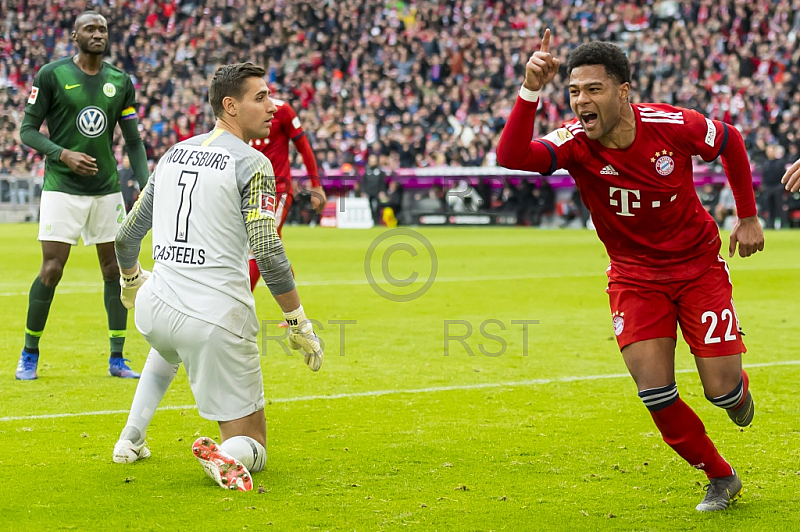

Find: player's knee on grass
<box><xmin>220</xmin><ymin>436</ymin><xmax>266</xmax><ymax>473</ymax></box>
<box><xmin>638</xmin><ymin>382</ymin><xmax>679</xmax><ymax>411</ymax></box>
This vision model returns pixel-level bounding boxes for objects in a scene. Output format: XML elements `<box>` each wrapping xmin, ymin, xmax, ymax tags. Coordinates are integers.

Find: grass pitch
<box><xmin>0</xmin><ymin>224</ymin><xmax>798</xmax><ymax>531</ymax></box>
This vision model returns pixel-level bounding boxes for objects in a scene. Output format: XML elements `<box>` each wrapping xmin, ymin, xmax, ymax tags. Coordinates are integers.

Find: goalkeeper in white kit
<box><xmin>112</xmin><ymin>62</ymin><xmax>323</xmax><ymax>491</ymax></box>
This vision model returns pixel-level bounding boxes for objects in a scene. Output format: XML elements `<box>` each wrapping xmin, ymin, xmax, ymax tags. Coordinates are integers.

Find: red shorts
<box><xmin>607</xmin><ymin>256</ymin><xmax>746</xmax><ymax>357</ymax></box>
<box><xmin>275</xmin><ymin>192</ymin><xmax>293</xmax><ymax>237</ymax></box>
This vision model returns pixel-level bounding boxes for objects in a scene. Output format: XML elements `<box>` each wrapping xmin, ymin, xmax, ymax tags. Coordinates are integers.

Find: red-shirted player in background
<box><xmin>497</xmin><ymin>30</ymin><xmax>764</xmax><ymax>512</ymax></box>
<box><xmin>248</xmin><ymin>94</ymin><xmax>326</xmax><ymax>291</ymax></box>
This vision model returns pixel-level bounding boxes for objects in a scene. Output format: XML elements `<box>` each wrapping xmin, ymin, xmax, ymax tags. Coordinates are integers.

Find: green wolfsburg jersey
<box><xmin>25</xmin><ymin>57</ymin><xmax>137</xmax><ymax>195</ymax></box>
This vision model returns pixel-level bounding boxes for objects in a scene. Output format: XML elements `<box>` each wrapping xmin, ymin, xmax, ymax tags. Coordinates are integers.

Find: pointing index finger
<box><xmin>540</xmin><ymin>28</ymin><xmax>551</xmax><ymax>54</ymax></box>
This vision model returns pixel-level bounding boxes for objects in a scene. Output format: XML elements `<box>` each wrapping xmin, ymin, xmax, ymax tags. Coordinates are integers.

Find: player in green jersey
<box><xmin>15</xmin><ymin>11</ymin><xmax>149</xmax><ymax>380</ymax></box>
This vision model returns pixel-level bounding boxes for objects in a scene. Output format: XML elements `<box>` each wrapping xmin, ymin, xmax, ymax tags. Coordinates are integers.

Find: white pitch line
<box><xmin>1</xmin><ymin>360</ymin><xmax>798</xmax><ymax>423</ymax></box>
<box><xmin>2</xmin><ymin>264</ymin><xmax>796</xmax><ymax>297</ymax></box>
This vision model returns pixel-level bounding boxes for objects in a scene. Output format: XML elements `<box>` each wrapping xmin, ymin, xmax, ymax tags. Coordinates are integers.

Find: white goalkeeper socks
<box><xmin>119</xmin><ymin>349</ymin><xmax>180</xmax><ymax>445</ymax></box>
<box><xmin>220</xmin><ymin>436</ymin><xmax>267</xmax><ymax>473</ymax></box>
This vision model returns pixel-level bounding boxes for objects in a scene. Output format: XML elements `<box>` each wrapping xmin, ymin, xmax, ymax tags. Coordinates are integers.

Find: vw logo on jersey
<box><xmin>76</xmin><ymin>106</ymin><xmax>107</xmax><ymax>138</ymax></box>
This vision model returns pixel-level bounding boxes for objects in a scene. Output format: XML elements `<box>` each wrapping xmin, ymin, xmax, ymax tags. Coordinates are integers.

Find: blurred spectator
<box><xmin>379</xmin><ymin>180</ymin><xmax>403</xmax><ymax>225</ymax></box>
<box><xmin>412</xmin><ymin>185</ymin><xmax>446</xmax><ymax>213</ymax></box>
<box><xmin>715</xmin><ymin>182</ymin><xmax>737</xmax><ymax>227</ymax></box>
<box><xmin>698</xmin><ymin>183</ymin><xmax>720</xmax><ymax>217</ymax></box>
<box><xmin>446</xmin><ymin>179</ymin><xmax>483</xmax><ymax>213</ymax></box>
<box><xmin>348</xmin><ymin>181</ymin><xmax>364</xmax><ymax>198</ymax></box>
<box><xmin>518</xmin><ymin>180</ymin><xmax>555</xmax><ymax>227</ymax></box>
<box><xmin>286</xmin><ymin>179</ymin><xmax>318</xmax><ymax>227</ymax></box>
<box><xmin>760</xmin><ymin>144</ymin><xmax>789</xmax><ymax>229</ymax></box>
<box><xmin>118</xmin><ymin>155</ymin><xmax>138</xmax><ymax>213</ymax></box>
<box><xmin>496</xmin><ymin>181</ymin><xmax>520</xmax><ymax>214</ymax></box>
<box><xmin>361</xmin><ymin>154</ymin><xmax>387</xmax><ymax>224</ymax></box>
<box><xmin>561</xmin><ymin>189</ymin><xmax>591</xmax><ymax>229</ymax></box>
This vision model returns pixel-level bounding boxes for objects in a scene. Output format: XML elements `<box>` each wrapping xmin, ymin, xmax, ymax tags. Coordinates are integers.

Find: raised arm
<box><xmin>496</xmin><ymin>29</ymin><xmax>563</xmax><ymax>173</ymax></box>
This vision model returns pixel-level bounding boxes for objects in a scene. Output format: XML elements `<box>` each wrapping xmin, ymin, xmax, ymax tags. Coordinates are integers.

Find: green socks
<box><xmin>104</xmin><ymin>279</ymin><xmax>127</xmax><ymax>353</ymax></box>
<box><xmin>24</xmin><ymin>277</ymin><xmax>56</xmax><ymax>351</ymax></box>
<box><xmin>24</xmin><ymin>277</ymin><xmax>129</xmax><ymax>355</ymax></box>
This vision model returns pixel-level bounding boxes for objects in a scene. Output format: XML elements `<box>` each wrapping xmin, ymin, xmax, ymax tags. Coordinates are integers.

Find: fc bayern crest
<box><xmin>655</xmin><ymin>155</ymin><xmax>675</xmax><ymax>176</ymax></box>
<box><xmin>612</xmin><ymin>312</ymin><xmax>625</xmax><ymax>336</ymax></box>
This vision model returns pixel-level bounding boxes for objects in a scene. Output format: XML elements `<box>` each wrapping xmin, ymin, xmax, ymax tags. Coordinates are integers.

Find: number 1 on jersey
<box><xmin>176</xmin><ymin>170</ymin><xmax>198</xmax><ymax>242</ymax></box>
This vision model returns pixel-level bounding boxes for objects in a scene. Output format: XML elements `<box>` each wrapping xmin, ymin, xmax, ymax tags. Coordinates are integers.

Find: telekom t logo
<box><xmin>609</xmin><ymin>187</ymin><xmax>641</xmax><ymax>216</ymax></box>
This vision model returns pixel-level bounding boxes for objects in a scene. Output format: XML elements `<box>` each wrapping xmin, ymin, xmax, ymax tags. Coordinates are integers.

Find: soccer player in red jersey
<box><xmin>497</xmin><ymin>30</ymin><xmax>764</xmax><ymax>512</ymax></box>
<box><xmin>248</xmin><ymin>95</ymin><xmax>326</xmax><ymax>291</ymax></box>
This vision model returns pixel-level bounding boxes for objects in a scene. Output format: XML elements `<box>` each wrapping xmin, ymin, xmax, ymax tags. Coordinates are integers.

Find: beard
<box><xmin>79</xmin><ymin>41</ymin><xmax>107</xmax><ymax>56</ymax></box>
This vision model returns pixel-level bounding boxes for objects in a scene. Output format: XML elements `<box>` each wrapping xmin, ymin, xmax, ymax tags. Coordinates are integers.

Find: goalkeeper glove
<box><xmin>119</xmin><ymin>263</ymin><xmax>150</xmax><ymax>309</ymax></box>
<box><xmin>283</xmin><ymin>305</ymin><xmax>323</xmax><ymax>371</ymax></box>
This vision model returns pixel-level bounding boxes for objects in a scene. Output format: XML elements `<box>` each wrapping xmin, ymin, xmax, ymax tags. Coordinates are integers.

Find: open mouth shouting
<box><xmin>580</xmin><ymin>111</ymin><xmax>598</xmax><ymax>129</ymax></box>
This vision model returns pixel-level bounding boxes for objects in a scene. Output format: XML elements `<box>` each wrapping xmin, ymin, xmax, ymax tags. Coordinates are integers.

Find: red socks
<box><xmin>649</xmin><ymin>398</ymin><xmax>733</xmax><ymax>479</ymax></box>
<box><xmin>736</xmin><ymin>370</ymin><xmax>750</xmax><ymax>409</ymax></box>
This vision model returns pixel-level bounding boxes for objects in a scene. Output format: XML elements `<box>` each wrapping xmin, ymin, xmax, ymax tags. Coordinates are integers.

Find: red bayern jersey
<box><xmin>249</xmin><ymin>98</ymin><xmax>304</xmax><ymax>196</ymax></box>
<box><xmin>499</xmin><ymin>101</ymin><xmax>756</xmax><ymax>281</ymax></box>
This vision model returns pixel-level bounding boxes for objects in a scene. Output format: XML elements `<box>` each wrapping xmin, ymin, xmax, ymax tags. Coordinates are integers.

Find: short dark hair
<box><xmin>567</xmin><ymin>42</ymin><xmax>631</xmax><ymax>85</ymax></box>
<box><xmin>74</xmin><ymin>11</ymin><xmax>106</xmax><ymax>31</ymax></box>
<box><xmin>208</xmin><ymin>63</ymin><xmax>266</xmax><ymax>118</ymax></box>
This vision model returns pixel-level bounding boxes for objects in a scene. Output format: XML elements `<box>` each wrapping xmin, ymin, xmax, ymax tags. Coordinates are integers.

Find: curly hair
<box><xmin>567</xmin><ymin>42</ymin><xmax>631</xmax><ymax>85</ymax></box>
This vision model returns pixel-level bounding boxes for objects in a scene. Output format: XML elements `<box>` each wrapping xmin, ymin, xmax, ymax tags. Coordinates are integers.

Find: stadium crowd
<box><xmin>2</xmin><ymin>0</ymin><xmax>800</xmax><ymax>223</ymax></box>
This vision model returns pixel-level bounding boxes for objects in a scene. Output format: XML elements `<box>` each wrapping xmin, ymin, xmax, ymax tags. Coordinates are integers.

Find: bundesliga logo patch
<box><xmin>258</xmin><ymin>193</ymin><xmax>276</xmax><ymax>218</ymax></box>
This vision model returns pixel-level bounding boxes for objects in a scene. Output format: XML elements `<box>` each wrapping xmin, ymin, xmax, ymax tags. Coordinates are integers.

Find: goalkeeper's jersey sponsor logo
<box><xmin>76</xmin><ymin>106</ymin><xmax>107</xmax><ymax>138</ymax></box>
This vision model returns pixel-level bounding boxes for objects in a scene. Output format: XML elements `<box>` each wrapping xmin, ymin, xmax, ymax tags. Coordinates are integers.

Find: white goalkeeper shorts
<box><xmin>133</xmin><ymin>283</ymin><xmax>265</xmax><ymax>422</ymax></box>
<box><xmin>39</xmin><ymin>191</ymin><xmax>125</xmax><ymax>246</ymax></box>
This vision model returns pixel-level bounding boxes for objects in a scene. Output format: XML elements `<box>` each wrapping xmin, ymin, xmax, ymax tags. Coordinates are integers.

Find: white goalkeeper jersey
<box><xmin>143</xmin><ymin>129</ymin><xmax>277</xmax><ymax>338</ymax></box>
